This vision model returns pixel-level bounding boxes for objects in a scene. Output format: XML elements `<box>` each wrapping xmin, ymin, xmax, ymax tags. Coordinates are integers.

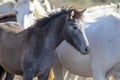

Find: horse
<box><xmin>0</xmin><ymin>12</ymin><xmax>37</xmax><ymax>80</ymax></box>
<box><xmin>0</xmin><ymin>0</ymin><xmax>16</xmax><ymax>14</ymax></box>
<box><xmin>0</xmin><ymin>0</ymin><xmax>48</xmax><ymax>28</ymax></box>
<box><xmin>84</xmin><ymin>3</ymin><xmax>120</xmax><ymax>22</ymax></box>
<box><xmin>0</xmin><ymin>8</ymin><xmax>90</xmax><ymax>80</ymax></box>
<box><xmin>0</xmin><ymin>0</ymin><xmax>34</xmax><ymax>28</ymax></box>
<box><xmin>14</xmin><ymin>0</ymin><xmax>48</xmax><ymax>28</ymax></box>
<box><xmin>53</xmin><ymin>9</ymin><xmax>120</xmax><ymax>80</ymax></box>
<box><xmin>0</xmin><ymin>12</ymin><xmax>55</xmax><ymax>80</ymax></box>
<box><xmin>52</xmin><ymin>3</ymin><xmax>120</xmax><ymax>80</ymax></box>
<box><xmin>0</xmin><ymin>12</ymin><xmax>19</xmax><ymax>80</ymax></box>
<box><xmin>0</xmin><ymin>0</ymin><xmax>51</xmax><ymax>79</ymax></box>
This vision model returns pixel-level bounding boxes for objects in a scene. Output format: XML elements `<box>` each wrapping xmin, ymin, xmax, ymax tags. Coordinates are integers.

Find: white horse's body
<box><xmin>54</xmin><ymin>4</ymin><xmax>120</xmax><ymax>80</ymax></box>
<box><xmin>56</xmin><ymin>41</ymin><xmax>92</xmax><ymax>77</ymax></box>
<box><xmin>84</xmin><ymin>3</ymin><xmax>120</xmax><ymax>22</ymax></box>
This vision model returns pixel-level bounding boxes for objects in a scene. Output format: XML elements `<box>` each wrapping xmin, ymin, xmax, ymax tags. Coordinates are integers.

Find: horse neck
<box><xmin>35</xmin><ymin>14</ymin><xmax>66</xmax><ymax>51</ymax></box>
<box><xmin>46</xmin><ymin>17</ymin><xmax>67</xmax><ymax>51</ymax></box>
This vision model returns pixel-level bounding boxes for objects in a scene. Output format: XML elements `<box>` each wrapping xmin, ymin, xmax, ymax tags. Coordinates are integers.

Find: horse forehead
<box><xmin>15</xmin><ymin>3</ymin><xmax>27</xmax><ymax>11</ymax></box>
<box><xmin>16</xmin><ymin>2</ymin><xmax>33</xmax><ymax>14</ymax></box>
<box><xmin>69</xmin><ymin>16</ymin><xmax>83</xmax><ymax>24</ymax></box>
<box><xmin>65</xmin><ymin>19</ymin><xmax>84</xmax><ymax>30</ymax></box>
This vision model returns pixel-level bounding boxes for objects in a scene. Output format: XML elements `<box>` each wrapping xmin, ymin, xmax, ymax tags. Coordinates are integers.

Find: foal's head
<box><xmin>62</xmin><ymin>9</ymin><xmax>90</xmax><ymax>54</ymax></box>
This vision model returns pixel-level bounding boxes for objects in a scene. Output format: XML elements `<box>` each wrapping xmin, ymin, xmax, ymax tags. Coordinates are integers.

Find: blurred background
<box><xmin>49</xmin><ymin>0</ymin><xmax>120</xmax><ymax>9</ymax></box>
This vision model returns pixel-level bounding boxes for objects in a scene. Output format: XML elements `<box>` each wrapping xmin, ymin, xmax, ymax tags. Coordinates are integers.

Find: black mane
<box><xmin>34</xmin><ymin>8</ymin><xmax>74</xmax><ymax>28</ymax></box>
<box><xmin>25</xmin><ymin>8</ymin><xmax>82</xmax><ymax>40</ymax></box>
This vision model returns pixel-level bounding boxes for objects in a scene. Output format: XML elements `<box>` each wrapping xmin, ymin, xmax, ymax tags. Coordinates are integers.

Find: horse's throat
<box><xmin>44</xmin><ymin>32</ymin><xmax>63</xmax><ymax>50</ymax></box>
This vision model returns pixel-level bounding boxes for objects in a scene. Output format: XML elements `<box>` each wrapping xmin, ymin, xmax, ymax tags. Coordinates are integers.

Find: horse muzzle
<box><xmin>80</xmin><ymin>46</ymin><xmax>91</xmax><ymax>55</ymax></box>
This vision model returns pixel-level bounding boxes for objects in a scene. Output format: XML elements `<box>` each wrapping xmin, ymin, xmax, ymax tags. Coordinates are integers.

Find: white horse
<box><xmin>84</xmin><ymin>3</ymin><xmax>120</xmax><ymax>22</ymax></box>
<box><xmin>53</xmin><ymin>4</ymin><xmax>120</xmax><ymax>80</ymax></box>
<box><xmin>0</xmin><ymin>0</ymin><xmax>53</xmax><ymax>29</ymax></box>
<box><xmin>14</xmin><ymin>0</ymin><xmax>47</xmax><ymax>28</ymax></box>
<box><xmin>14</xmin><ymin>0</ymin><xmax>36</xmax><ymax>28</ymax></box>
<box><xmin>0</xmin><ymin>0</ymin><xmax>16</xmax><ymax>14</ymax></box>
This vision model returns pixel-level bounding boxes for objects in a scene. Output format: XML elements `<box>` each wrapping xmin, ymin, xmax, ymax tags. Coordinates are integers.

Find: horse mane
<box><xmin>25</xmin><ymin>8</ymin><xmax>83</xmax><ymax>41</ymax></box>
<box><xmin>34</xmin><ymin>8</ymin><xmax>82</xmax><ymax>28</ymax></box>
<box><xmin>34</xmin><ymin>8</ymin><xmax>68</xmax><ymax>28</ymax></box>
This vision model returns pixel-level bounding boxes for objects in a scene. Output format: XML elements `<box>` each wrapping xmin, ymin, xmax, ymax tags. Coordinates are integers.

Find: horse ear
<box><xmin>31</xmin><ymin>0</ymin><xmax>34</xmax><ymax>2</ymax></box>
<box><xmin>81</xmin><ymin>9</ymin><xmax>86</xmax><ymax>13</ymax></box>
<box><xmin>68</xmin><ymin>10</ymin><xmax>75</xmax><ymax>20</ymax></box>
<box><xmin>117</xmin><ymin>3</ymin><xmax>120</xmax><ymax>9</ymax></box>
<box><xmin>42</xmin><ymin>0</ymin><xmax>46</xmax><ymax>6</ymax></box>
<box><xmin>79</xmin><ymin>9</ymin><xmax>86</xmax><ymax>14</ymax></box>
<box><xmin>78</xmin><ymin>9</ymin><xmax>86</xmax><ymax>17</ymax></box>
<box><xmin>14</xmin><ymin>0</ymin><xmax>18</xmax><ymax>2</ymax></box>
<box><xmin>40</xmin><ymin>0</ymin><xmax>45</xmax><ymax>4</ymax></box>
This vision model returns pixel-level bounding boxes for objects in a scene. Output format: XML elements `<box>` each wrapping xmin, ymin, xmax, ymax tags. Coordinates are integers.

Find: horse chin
<box><xmin>66</xmin><ymin>41</ymin><xmax>88</xmax><ymax>55</ymax></box>
<box><xmin>80</xmin><ymin>51</ymin><xmax>89</xmax><ymax>55</ymax></box>
<box><xmin>69</xmin><ymin>43</ymin><xmax>87</xmax><ymax>55</ymax></box>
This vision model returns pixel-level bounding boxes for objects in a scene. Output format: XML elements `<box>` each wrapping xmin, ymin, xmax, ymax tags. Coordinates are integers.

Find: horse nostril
<box><xmin>85</xmin><ymin>46</ymin><xmax>90</xmax><ymax>52</ymax></box>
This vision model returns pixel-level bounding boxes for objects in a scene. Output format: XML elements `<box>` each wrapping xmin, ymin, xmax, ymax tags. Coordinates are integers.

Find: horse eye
<box><xmin>72</xmin><ymin>26</ymin><xmax>78</xmax><ymax>30</ymax></box>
